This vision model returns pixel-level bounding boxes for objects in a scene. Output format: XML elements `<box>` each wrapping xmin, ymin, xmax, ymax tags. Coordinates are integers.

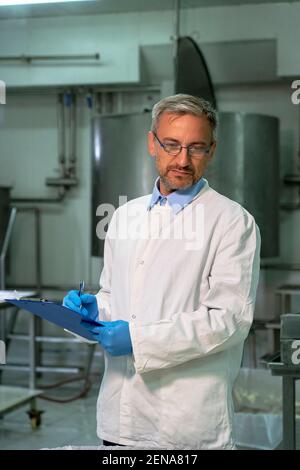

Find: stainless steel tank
<box><xmin>91</xmin><ymin>111</ymin><xmax>279</xmax><ymax>258</ymax></box>
<box><xmin>91</xmin><ymin>112</ymin><xmax>156</xmax><ymax>257</ymax></box>
<box><xmin>206</xmin><ymin>112</ymin><xmax>279</xmax><ymax>258</ymax></box>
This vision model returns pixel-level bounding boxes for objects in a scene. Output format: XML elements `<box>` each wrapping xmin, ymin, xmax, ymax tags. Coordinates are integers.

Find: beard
<box><xmin>159</xmin><ymin>165</ymin><xmax>195</xmax><ymax>192</ymax></box>
<box><xmin>160</xmin><ymin>174</ymin><xmax>193</xmax><ymax>191</ymax></box>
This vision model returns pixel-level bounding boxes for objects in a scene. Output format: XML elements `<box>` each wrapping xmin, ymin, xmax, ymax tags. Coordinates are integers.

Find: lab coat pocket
<box><xmin>160</xmin><ymin>363</ymin><xmax>231</xmax><ymax>449</ymax></box>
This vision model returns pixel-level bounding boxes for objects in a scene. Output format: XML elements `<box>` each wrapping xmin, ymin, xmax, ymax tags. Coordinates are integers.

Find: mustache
<box><xmin>167</xmin><ymin>166</ymin><xmax>193</xmax><ymax>173</ymax></box>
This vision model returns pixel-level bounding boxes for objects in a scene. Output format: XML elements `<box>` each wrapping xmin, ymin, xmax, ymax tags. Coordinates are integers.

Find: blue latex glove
<box><xmin>63</xmin><ymin>290</ymin><xmax>99</xmax><ymax>321</ymax></box>
<box><xmin>81</xmin><ymin>320</ymin><xmax>132</xmax><ymax>356</ymax></box>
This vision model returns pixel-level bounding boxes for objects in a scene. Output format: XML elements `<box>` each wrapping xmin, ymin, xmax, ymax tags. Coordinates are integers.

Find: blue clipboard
<box><xmin>6</xmin><ymin>299</ymin><xmax>103</xmax><ymax>341</ymax></box>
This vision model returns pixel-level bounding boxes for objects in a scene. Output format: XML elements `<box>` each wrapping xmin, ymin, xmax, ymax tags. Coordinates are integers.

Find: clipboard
<box><xmin>6</xmin><ymin>299</ymin><xmax>103</xmax><ymax>342</ymax></box>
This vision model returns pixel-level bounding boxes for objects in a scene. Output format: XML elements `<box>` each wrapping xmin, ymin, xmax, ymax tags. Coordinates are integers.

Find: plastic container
<box><xmin>233</xmin><ymin>367</ymin><xmax>283</xmax><ymax>450</ymax></box>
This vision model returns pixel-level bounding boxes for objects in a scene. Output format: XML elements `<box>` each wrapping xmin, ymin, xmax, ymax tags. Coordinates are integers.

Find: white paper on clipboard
<box><xmin>64</xmin><ymin>329</ymin><xmax>98</xmax><ymax>344</ymax></box>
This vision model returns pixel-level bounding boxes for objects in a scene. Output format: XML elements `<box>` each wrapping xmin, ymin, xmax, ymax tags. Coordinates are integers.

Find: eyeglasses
<box><xmin>153</xmin><ymin>132</ymin><xmax>212</xmax><ymax>158</ymax></box>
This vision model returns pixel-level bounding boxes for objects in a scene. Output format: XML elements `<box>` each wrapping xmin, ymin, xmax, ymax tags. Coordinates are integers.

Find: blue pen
<box><xmin>79</xmin><ymin>280</ymin><xmax>85</xmax><ymax>309</ymax></box>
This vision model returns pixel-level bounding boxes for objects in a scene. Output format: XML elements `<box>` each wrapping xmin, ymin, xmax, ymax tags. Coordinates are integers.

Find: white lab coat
<box><xmin>95</xmin><ymin>179</ymin><xmax>260</xmax><ymax>449</ymax></box>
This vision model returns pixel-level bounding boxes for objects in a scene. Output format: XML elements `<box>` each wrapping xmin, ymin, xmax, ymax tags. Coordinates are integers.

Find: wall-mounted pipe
<box><xmin>12</xmin><ymin>91</ymin><xmax>78</xmax><ymax>203</ymax></box>
<box><xmin>11</xmin><ymin>193</ymin><xmax>66</xmax><ymax>204</ymax></box>
<box><xmin>69</xmin><ymin>92</ymin><xmax>77</xmax><ymax>178</ymax></box>
<box><xmin>0</xmin><ymin>53</ymin><xmax>100</xmax><ymax>64</ymax></box>
<box><xmin>57</xmin><ymin>93</ymin><xmax>66</xmax><ymax>178</ymax></box>
<box><xmin>46</xmin><ymin>90</ymin><xmax>78</xmax><ymax>190</ymax></box>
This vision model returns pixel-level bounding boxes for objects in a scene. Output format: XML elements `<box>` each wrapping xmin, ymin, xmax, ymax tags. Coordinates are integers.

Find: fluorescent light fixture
<box><xmin>0</xmin><ymin>0</ymin><xmax>94</xmax><ymax>6</ymax></box>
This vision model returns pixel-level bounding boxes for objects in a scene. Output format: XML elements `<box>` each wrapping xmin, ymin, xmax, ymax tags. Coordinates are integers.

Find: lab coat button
<box><xmin>139</xmin><ymin>260</ymin><xmax>144</xmax><ymax>265</ymax></box>
<box><xmin>131</xmin><ymin>315</ymin><xmax>136</xmax><ymax>319</ymax></box>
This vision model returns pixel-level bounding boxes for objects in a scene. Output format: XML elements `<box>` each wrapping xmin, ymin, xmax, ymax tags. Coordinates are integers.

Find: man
<box><xmin>63</xmin><ymin>94</ymin><xmax>260</xmax><ymax>450</ymax></box>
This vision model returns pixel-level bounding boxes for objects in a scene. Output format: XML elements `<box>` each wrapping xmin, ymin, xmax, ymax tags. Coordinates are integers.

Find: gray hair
<box><xmin>151</xmin><ymin>94</ymin><xmax>218</xmax><ymax>141</ymax></box>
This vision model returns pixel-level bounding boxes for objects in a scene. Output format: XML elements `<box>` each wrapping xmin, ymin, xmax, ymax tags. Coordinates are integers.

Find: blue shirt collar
<box><xmin>148</xmin><ymin>177</ymin><xmax>205</xmax><ymax>215</ymax></box>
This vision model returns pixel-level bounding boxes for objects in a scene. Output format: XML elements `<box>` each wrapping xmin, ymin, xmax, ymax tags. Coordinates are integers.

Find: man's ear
<box><xmin>209</xmin><ymin>141</ymin><xmax>217</xmax><ymax>161</ymax></box>
<box><xmin>148</xmin><ymin>131</ymin><xmax>156</xmax><ymax>158</ymax></box>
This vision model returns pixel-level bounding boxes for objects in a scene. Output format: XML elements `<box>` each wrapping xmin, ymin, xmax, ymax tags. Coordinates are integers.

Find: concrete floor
<box><xmin>0</xmin><ymin>379</ymin><xmax>102</xmax><ymax>450</ymax></box>
<box><xmin>2</xmin><ymin>295</ymin><xmax>287</xmax><ymax>450</ymax></box>
<box><xmin>2</xmin><ymin>380</ymin><xmax>300</xmax><ymax>450</ymax></box>
<box><xmin>0</xmin><ymin>302</ymin><xmax>106</xmax><ymax>450</ymax></box>
<box><xmin>0</xmin><ymin>334</ymin><xmax>299</xmax><ymax>450</ymax></box>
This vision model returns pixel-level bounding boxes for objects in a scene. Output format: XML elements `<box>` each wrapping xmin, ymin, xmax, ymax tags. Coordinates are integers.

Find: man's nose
<box><xmin>176</xmin><ymin>147</ymin><xmax>190</xmax><ymax>165</ymax></box>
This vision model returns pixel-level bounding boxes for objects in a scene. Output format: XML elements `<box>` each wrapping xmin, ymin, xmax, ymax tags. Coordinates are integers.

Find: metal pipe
<box><xmin>0</xmin><ymin>53</ymin><xmax>100</xmax><ymax>63</ymax></box>
<box><xmin>10</xmin><ymin>195</ymin><xmax>65</xmax><ymax>204</ymax></box>
<box><xmin>282</xmin><ymin>377</ymin><xmax>296</xmax><ymax>450</ymax></box>
<box><xmin>0</xmin><ymin>207</ymin><xmax>17</xmax><ymax>290</ymax></box>
<box><xmin>284</xmin><ymin>175</ymin><xmax>300</xmax><ymax>185</ymax></box>
<box><xmin>173</xmin><ymin>0</ymin><xmax>180</xmax><ymax>82</ymax></box>
<box><xmin>7</xmin><ymin>85</ymin><xmax>160</xmax><ymax>97</ymax></box>
<box><xmin>0</xmin><ymin>364</ymin><xmax>81</xmax><ymax>374</ymax></box>
<box><xmin>35</xmin><ymin>208</ymin><xmax>42</xmax><ymax>296</ymax></box>
<box><xmin>45</xmin><ymin>177</ymin><xmax>78</xmax><ymax>187</ymax></box>
<box><xmin>261</xmin><ymin>263</ymin><xmax>300</xmax><ymax>271</ymax></box>
<box><xmin>8</xmin><ymin>334</ymin><xmax>83</xmax><ymax>343</ymax></box>
<box><xmin>29</xmin><ymin>315</ymin><xmax>37</xmax><ymax>389</ymax></box>
<box><xmin>57</xmin><ymin>93</ymin><xmax>66</xmax><ymax>178</ymax></box>
<box><xmin>68</xmin><ymin>92</ymin><xmax>77</xmax><ymax>178</ymax></box>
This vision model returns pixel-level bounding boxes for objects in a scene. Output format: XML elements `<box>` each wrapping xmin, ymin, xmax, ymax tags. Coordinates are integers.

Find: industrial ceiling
<box><xmin>0</xmin><ymin>0</ymin><xmax>300</xmax><ymax>20</ymax></box>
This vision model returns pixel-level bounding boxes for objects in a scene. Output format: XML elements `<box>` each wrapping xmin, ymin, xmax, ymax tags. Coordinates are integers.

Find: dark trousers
<box><xmin>103</xmin><ymin>440</ymin><xmax>124</xmax><ymax>447</ymax></box>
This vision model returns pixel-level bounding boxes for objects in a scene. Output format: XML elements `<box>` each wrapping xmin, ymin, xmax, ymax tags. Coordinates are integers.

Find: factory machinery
<box><xmin>268</xmin><ymin>315</ymin><xmax>300</xmax><ymax>449</ymax></box>
<box><xmin>2</xmin><ymin>0</ymin><xmax>300</xmax><ymax>443</ymax></box>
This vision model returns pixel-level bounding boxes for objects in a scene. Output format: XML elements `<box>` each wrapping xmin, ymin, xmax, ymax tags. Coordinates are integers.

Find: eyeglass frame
<box><xmin>152</xmin><ymin>131</ymin><xmax>213</xmax><ymax>158</ymax></box>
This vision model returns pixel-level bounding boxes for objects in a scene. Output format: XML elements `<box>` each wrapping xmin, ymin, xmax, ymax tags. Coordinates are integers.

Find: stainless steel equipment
<box><xmin>206</xmin><ymin>112</ymin><xmax>279</xmax><ymax>258</ymax></box>
<box><xmin>91</xmin><ymin>112</ymin><xmax>156</xmax><ymax>257</ymax></box>
<box><xmin>268</xmin><ymin>313</ymin><xmax>300</xmax><ymax>449</ymax></box>
<box><xmin>280</xmin><ymin>314</ymin><xmax>300</xmax><ymax>366</ymax></box>
<box><xmin>91</xmin><ymin>111</ymin><xmax>279</xmax><ymax>258</ymax></box>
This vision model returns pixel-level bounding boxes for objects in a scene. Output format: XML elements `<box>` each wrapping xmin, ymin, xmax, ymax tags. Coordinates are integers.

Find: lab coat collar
<box><xmin>148</xmin><ymin>177</ymin><xmax>206</xmax><ymax>214</ymax></box>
